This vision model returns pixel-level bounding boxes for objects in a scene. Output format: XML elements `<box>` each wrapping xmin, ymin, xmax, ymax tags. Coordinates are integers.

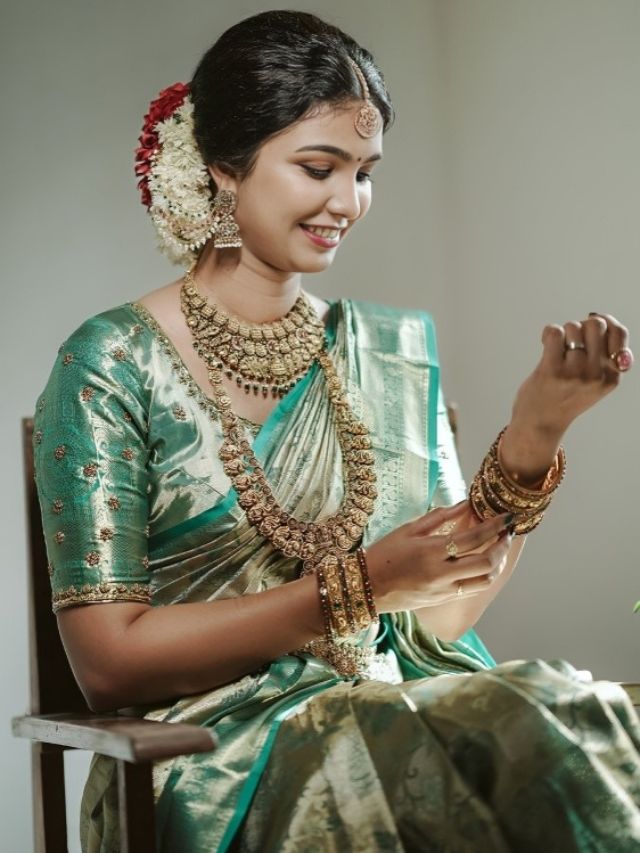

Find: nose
<box><xmin>326</xmin><ymin>175</ymin><xmax>362</xmax><ymax>222</ymax></box>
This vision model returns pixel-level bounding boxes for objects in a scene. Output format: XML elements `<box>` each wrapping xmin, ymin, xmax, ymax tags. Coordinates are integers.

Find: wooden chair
<box><xmin>12</xmin><ymin>419</ymin><xmax>217</xmax><ymax>853</ymax></box>
<box><xmin>12</xmin><ymin>415</ymin><xmax>640</xmax><ymax>852</ymax></box>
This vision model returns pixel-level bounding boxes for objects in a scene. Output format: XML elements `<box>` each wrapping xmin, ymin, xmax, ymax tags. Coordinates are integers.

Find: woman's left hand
<box><xmin>497</xmin><ymin>312</ymin><xmax>632</xmax><ymax>485</ymax></box>
<box><xmin>510</xmin><ymin>312</ymin><xmax>632</xmax><ymax>440</ymax></box>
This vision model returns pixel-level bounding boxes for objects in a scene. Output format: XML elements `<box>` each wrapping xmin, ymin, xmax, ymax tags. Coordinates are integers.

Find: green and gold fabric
<box><xmin>34</xmin><ymin>299</ymin><xmax>640</xmax><ymax>852</ymax></box>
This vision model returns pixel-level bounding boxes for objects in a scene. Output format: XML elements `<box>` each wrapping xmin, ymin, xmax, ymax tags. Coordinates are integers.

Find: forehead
<box><xmin>264</xmin><ymin>103</ymin><xmax>383</xmax><ymax>162</ymax></box>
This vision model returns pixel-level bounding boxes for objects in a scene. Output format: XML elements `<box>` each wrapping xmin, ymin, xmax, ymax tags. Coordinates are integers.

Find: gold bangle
<box><xmin>342</xmin><ymin>552</ymin><xmax>376</xmax><ymax>632</ymax></box>
<box><xmin>469</xmin><ymin>426</ymin><xmax>566</xmax><ymax>534</ymax></box>
<box><xmin>321</xmin><ymin>556</ymin><xmax>352</xmax><ymax>638</ymax></box>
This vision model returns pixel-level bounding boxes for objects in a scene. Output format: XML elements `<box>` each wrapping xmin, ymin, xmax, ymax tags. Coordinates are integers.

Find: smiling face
<box><xmin>209</xmin><ymin>102</ymin><xmax>383</xmax><ymax>275</ymax></box>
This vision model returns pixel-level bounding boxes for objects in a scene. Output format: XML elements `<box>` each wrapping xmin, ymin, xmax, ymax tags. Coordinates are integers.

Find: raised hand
<box><xmin>510</xmin><ymin>312</ymin><xmax>632</xmax><ymax>438</ymax></box>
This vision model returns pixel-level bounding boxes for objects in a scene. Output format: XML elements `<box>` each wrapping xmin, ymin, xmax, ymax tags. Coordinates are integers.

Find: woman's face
<box><xmin>212</xmin><ymin>102</ymin><xmax>383</xmax><ymax>275</ymax></box>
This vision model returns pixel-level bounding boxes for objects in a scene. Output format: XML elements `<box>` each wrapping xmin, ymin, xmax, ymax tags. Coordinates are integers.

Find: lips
<box><xmin>299</xmin><ymin>224</ymin><xmax>343</xmax><ymax>248</ymax></box>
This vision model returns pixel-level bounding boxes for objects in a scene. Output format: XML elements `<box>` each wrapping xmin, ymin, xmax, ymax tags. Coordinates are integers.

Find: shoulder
<box><xmin>58</xmin><ymin>304</ymin><xmax>150</xmax><ymax>357</ymax></box>
<box><xmin>35</xmin><ymin>305</ymin><xmax>154</xmax><ymax>418</ymax></box>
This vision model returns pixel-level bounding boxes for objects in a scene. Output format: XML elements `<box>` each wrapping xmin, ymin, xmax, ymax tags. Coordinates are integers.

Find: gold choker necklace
<box><xmin>181</xmin><ymin>268</ymin><xmax>326</xmax><ymax>398</ymax></box>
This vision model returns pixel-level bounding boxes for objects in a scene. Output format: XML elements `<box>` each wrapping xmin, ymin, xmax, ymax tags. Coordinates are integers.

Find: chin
<box><xmin>293</xmin><ymin>252</ymin><xmax>337</xmax><ymax>274</ymax></box>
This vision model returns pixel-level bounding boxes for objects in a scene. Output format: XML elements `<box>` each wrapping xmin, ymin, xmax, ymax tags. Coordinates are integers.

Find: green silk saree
<box><xmin>33</xmin><ymin>298</ymin><xmax>640</xmax><ymax>852</ymax></box>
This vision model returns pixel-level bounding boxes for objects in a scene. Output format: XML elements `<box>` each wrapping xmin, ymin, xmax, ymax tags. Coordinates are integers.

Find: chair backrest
<box><xmin>23</xmin><ymin>417</ymin><xmax>88</xmax><ymax>715</ymax></box>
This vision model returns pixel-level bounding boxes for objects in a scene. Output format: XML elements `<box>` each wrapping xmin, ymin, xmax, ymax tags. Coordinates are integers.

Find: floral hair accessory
<box><xmin>135</xmin><ymin>82</ymin><xmax>216</xmax><ymax>266</ymax></box>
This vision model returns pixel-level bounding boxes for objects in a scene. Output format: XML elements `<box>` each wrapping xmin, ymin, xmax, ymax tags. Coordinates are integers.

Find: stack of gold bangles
<box><xmin>469</xmin><ymin>427</ymin><xmax>566</xmax><ymax>534</ymax></box>
<box><xmin>313</xmin><ymin>548</ymin><xmax>378</xmax><ymax>638</ymax></box>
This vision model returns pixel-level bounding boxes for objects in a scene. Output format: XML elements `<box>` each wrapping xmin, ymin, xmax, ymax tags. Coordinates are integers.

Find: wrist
<box><xmin>362</xmin><ymin>541</ymin><xmax>391</xmax><ymax>613</ymax></box>
<box><xmin>500</xmin><ymin>420</ymin><xmax>564</xmax><ymax>487</ymax></box>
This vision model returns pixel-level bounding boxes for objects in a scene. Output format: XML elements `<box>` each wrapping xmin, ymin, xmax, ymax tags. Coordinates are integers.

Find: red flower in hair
<box><xmin>135</xmin><ymin>82</ymin><xmax>190</xmax><ymax>209</ymax></box>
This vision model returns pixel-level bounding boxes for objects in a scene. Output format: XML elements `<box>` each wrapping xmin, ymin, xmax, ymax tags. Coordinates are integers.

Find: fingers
<box><xmin>540</xmin><ymin>314</ymin><xmax>632</xmax><ymax>379</ymax></box>
<box><xmin>582</xmin><ymin>314</ymin><xmax>608</xmax><ymax>378</ymax></box>
<box><xmin>562</xmin><ymin>320</ymin><xmax>586</xmax><ymax>370</ymax></box>
<box><xmin>539</xmin><ymin>324</ymin><xmax>566</xmax><ymax>373</ymax></box>
<box><xmin>445</xmin><ymin>512</ymin><xmax>512</xmax><ymax>556</ymax></box>
<box><xmin>589</xmin><ymin>312</ymin><xmax>632</xmax><ymax>375</ymax></box>
<box><xmin>446</xmin><ymin>531</ymin><xmax>512</xmax><ymax>581</ymax></box>
<box><xmin>453</xmin><ymin>568</ymin><xmax>504</xmax><ymax>598</ymax></box>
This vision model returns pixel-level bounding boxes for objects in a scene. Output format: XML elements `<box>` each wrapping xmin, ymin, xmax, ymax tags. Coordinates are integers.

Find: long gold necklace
<box><xmin>182</xmin><ymin>268</ymin><xmax>326</xmax><ymax>398</ymax></box>
<box><xmin>180</xmin><ymin>276</ymin><xmax>378</xmax><ymax>570</ymax></box>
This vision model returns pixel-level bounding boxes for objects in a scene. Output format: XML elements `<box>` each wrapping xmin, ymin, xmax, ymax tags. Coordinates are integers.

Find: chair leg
<box><xmin>32</xmin><ymin>742</ymin><xmax>68</xmax><ymax>853</ymax></box>
<box><xmin>117</xmin><ymin>760</ymin><xmax>157</xmax><ymax>853</ymax></box>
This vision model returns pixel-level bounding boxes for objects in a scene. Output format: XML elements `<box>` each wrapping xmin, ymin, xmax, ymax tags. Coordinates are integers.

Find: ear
<box><xmin>208</xmin><ymin>163</ymin><xmax>239</xmax><ymax>193</ymax></box>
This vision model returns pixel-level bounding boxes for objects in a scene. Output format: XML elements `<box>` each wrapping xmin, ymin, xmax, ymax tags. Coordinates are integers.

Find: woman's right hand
<box><xmin>365</xmin><ymin>501</ymin><xmax>514</xmax><ymax>614</ymax></box>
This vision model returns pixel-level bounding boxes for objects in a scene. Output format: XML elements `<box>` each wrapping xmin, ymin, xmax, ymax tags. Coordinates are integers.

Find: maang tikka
<box><xmin>348</xmin><ymin>58</ymin><xmax>382</xmax><ymax>139</ymax></box>
<box><xmin>212</xmin><ymin>188</ymin><xmax>242</xmax><ymax>249</ymax></box>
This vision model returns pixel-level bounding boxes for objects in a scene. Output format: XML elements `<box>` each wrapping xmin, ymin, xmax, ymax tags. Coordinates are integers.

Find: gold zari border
<box><xmin>52</xmin><ymin>582</ymin><xmax>152</xmax><ymax>613</ymax></box>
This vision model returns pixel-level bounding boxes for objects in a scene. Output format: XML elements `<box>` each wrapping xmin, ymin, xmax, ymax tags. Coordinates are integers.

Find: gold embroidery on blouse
<box><xmin>112</xmin><ymin>347</ymin><xmax>127</xmax><ymax>362</ymax></box>
<box><xmin>52</xmin><ymin>582</ymin><xmax>152</xmax><ymax>612</ymax></box>
<box><xmin>121</xmin><ymin>448</ymin><xmax>134</xmax><ymax>461</ymax></box>
<box><xmin>144</xmin><ymin>524</ymin><xmax>150</xmax><ymax>538</ymax></box>
<box><xmin>85</xmin><ymin>551</ymin><xmax>101</xmax><ymax>566</ymax></box>
<box><xmin>80</xmin><ymin>386</ymin><xmax>95</xmax><ymax>402</ymax></box>
<box><xmin>54</xmin><ymin>445</ymin><xmax>67</xmax><ymax>460</ymax></box>
<box><xmin>99</xmin><ymin>527</ymin><xmax>114</xmax><ymax>541</ymax></box>
<box><xmin>34</xmin><ymin>430</ymin><xmax>43</xmax><ymax>445</ymax></box>
<box><xmin>54</xmin><ymin>531</ymin><xmax>65</xmax><ymax>544</ymax></box>
<box><xmin>37</xmin><ymin>398</ymin><xmax>45</xmax><ymax>412</ymax></box>
<box><xmin>129</xmin><ymin>302</ymin><xmax>263</xmax><ymax>435</ymax></box>
<box><xmin>52</xmin><ymin>499</ymin><xmax>64</xmax><ymax>515</ymax></box>
<box><xmin>62</xmin><ymin>353</ymin><xmax>74</xmax><ymax>365</ymax></box>
<box><xmin>132</xmin><ymin>324</ymin><xmax>143</xmax><ymax>334</ymax></box>
<box><xmin>47</xmin><ymin>562</ymin><xmax>54</xmax><ymax>577</ymax></box>
<box><xmin>142</xmin><ymin>555</ymin><xmax>150</xmax><ymax>569</ymax></box>
<box><xmin>123</xmin><ymin>411</ymin><xmax>132</xmax><ymax>422</ymax></box>
<box><xmin>83</xmin><ymin>463</ymin><xmax>98</xmax><ymax>478</ymax></box>
<box><xmin>107</xmin><ymin>496</ymin><xmax>121</xmax><ymax>510</ymax></box>
<box><xmin>173</xmin><ymin>405</ymin><xmax>187</xmax><ymax>421</ymax></box>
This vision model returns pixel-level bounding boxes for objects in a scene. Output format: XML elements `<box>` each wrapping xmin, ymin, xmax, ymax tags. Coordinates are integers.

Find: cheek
<box><xmin>358</xmin><ymin>187</ymin><xmax>373</xmax><ymax>219</ymax></box>
<box><xmin>236</xmin><ymin>172</ymin><xmax>310</xmax><ymax>233</ymax></box>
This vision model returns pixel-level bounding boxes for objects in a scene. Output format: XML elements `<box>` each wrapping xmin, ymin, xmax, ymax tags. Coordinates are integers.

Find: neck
<box><xmin>193</xmin><ymin>244</ymin><xmax>302</xmax><ymax>323</ymax></box>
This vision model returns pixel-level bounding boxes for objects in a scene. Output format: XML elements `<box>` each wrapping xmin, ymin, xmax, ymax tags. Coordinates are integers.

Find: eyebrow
<box><xmin>294</xmin><ymin>144</ymin><xmax>382</xmax><ymax>164</ymax></box>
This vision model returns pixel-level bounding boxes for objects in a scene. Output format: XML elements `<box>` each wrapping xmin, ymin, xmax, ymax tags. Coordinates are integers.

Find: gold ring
<box><xmin>610</xmin><ymin>347</ymin><xmax>634</xmax><ymax>372</ymax></box>
<box><xmin>457</xmin><ymin>581</ymin><xmax>463</xmax><ymax>597</ymax></box>
<box><xmin>446</xmin><ymin>539</ymin><xmax>459</xmax><ymax>560</ymax></box>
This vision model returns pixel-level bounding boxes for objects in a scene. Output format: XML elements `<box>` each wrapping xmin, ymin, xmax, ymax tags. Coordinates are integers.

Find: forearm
<box><xmin>59</xmin><ymin>573</ymin><xmax>324</xmax><ymax>711</ymax></box>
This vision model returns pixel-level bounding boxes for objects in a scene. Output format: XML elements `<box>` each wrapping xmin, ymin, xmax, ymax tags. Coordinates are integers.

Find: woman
<box><xmin>33</xmin><ymin>10</ymin><xmax>639</xmax><ymax>853</ymax></box>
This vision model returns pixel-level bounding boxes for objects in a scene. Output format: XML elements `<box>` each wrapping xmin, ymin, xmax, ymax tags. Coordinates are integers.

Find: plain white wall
<box><xmin>2</xmin><ymin>1</ymin><xmax>638</xmax><ymax>850</ymax></box>
<box><xmin>436</xmin><ymin>0</ymin><xmax>640</xmax><ymax>677</ymax></box>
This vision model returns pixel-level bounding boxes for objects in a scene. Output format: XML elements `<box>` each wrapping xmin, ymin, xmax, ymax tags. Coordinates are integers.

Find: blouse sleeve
<box><xmin>430</xmin><ymin>384</ymin><xmax>468</xmax><ymax>508</ymax></box>
<box><xmin>33</xmin><ymin>313</ymin><xmax>152</xmax><ymax>613</ymax></box>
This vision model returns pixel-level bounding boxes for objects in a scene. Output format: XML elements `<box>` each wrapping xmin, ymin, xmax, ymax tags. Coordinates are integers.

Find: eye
<box><xmin>301</xmin><ymin>166</ymin><xmax>332</xmax><ymax>179</ymax></box>
<box><xmin>301</xmin><ymin>165</ymin><xmax>375</xmax><ymax>184</ymax></box>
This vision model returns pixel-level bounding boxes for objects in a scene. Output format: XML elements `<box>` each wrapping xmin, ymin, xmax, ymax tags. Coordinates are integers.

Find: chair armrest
<box><xmin>12</xmin><ymin>712</ymin><xmax>216</xmax><ymax>763</ymax></box>
<box><xmin>620</xmin><ymin>682</ymin><xmax>640</xmax><ymax>708</ymax></box>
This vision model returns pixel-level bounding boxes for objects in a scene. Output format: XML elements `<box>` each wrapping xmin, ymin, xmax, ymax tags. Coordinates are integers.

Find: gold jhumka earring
<box><xmin>212</xmin><ymin>189</ymin><xmax>242</xmax><ymax>249</ymax></box>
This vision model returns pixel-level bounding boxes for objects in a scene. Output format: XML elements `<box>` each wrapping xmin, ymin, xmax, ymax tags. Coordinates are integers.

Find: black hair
<box><xmin>190</xmin><ymin>10</ymin><xmax>394</xmax><ymax>183</ymax></box>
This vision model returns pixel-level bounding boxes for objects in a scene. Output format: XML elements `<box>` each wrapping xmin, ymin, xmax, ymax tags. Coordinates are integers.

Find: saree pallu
<box><xmin>32</xmin><ymin>298</ymin><xmax>640</xmax><ymax>852</ymax></box>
